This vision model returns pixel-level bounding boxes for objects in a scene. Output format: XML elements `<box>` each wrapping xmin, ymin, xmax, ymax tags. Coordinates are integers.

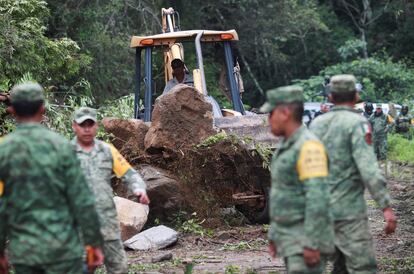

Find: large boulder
<box><xmin>138</xmin><ymin>165</ymin><xmax>184</xmax><ymax>222</ymax></box>
<box><xmin>114</xmin><ymin>196</ymin><xmax>149</xmax><ymax>241</ymax></box>
<box><xmin>102</xmin><ymin>118</ymin><xmax>149</xmax><ymax>155</ymax></box>
<box><xmin>144</xmin><ymin>85</ymin><xmax>217</xmax><ymax>152</ymax></box>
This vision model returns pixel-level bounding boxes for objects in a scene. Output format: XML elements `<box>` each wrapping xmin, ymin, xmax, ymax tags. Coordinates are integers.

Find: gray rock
<box><xmin>151</xmin><ymin>252</ymin><xmax>173</xmax><ymax>263</ymax></box>
<box><xmin>138</xmin><ymin>165</ymin><xmax>184</xmax><ymax>222</ymax></box>
<box><xmin>124</xmin><ymin>225</ymin><xmax>178</xmax><ymax>250</ymax></box>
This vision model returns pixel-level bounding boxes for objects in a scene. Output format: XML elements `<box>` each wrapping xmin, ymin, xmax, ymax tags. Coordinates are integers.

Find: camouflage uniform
<box><xmin>368</xmin><ymin>111</ymin><xmax>393</xmax><ymax>160</ymax></box>
<box><xmin>262</xmin><ymin>86</ymin><xmax>334</xmax><ymax>274</ymax></box>
<box><xmin>395</xmin><ymin>110</ymin><xmax>413</xmax><ymax>140</ymax></box>
<box><xmin>72</xmin><ymin>108</ymin><xmax>147</xmax><ymax>274</ymax></box>
<box><xmin>310</xmin><ymin>75</ymin><xmax>391</xmax><ymax>274</ymax></box>
<box><xmin>0</xmin><ymin>83</ymin><xmax>103</xmax><ymax>274</ymax></box>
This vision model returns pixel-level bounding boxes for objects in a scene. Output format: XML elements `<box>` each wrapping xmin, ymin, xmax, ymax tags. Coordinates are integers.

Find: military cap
<box><xmin>329</xmin><ymin>74</ymin><xmax>357</xmax><ymax>94</ymax></box>
<box><xmin>171</xmin><ymin>58</ymin><xmax>184</xmax><ymax>69</ymax></box>
<box><xmin>260</xmin><ymin>85</ymin><xmax>304</xmax><ymax>113</ymax></box>
<box><xmin>73</xmin><ymin>107</ymin><xmax>98</xmax><ymax>124</ymax></box>
<box><xmin>10</xmin><ymin>82</ymin><xmax>45</xmax><ymax>103</ymax></box>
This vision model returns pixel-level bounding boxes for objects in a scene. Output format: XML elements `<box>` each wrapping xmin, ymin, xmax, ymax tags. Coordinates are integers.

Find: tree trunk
<box><xmin>361</xmin><ymin>29</ymin><xmax>369</xmax><ymax>59</ymax></box>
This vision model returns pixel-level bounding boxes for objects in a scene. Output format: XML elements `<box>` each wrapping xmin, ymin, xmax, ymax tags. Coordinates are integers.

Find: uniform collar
<box><xmin>330</xmin><ymin>105</ymin><xmax>358</xmax><ymax>113</ymax></box>
<box><xmin>16</xmin><ymin>122</ymin><xmax>43</xmax><ymax>129</ymax></box>
<box><xmin>72</xmin><ymin>137</ymin><xmax>103</xmax><ymax>153</ymax></box>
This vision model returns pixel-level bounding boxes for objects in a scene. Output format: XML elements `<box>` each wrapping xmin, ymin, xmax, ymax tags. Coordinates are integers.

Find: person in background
<box><xmin>395</xmin><ymin>105</ymin><xmax>413</xmax><ymax>139</ymax></box>
<box><xmin>263</xmin><ymin>85</ymin><xmax>333</xmax><ymax>274</ymax></box>
<box><xmin>314</xmin><ymin>103</ymin><xmax>330</xmax><ymax>119</ymax></box>
<box><xmin>0</xmin><ymin>82</ymin><xmax>103</xmax><ymax>274</ymax></box>
<box><xmin>369</xmin><ymin>105</ymin><xmax>394</xmax><ymax>161</ymax></box>
<box><xmin>163</xmin><ymin>59</ymin><xmax>194</xmax><ymax>94</ymax></box>
<box><xmin>310</xmin><ymin>75</ymin><xmax>396</xmax><ymax>274</ymax></box>
<box><xmin>72</xmin><ymin>107</ymin><xmax>149</xmax><ymax>274</ymax></box>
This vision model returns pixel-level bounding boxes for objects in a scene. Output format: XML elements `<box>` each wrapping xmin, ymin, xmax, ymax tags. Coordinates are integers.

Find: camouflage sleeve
<box><xmin>297</xmin><ymin>141</ymin><xmax>330</xmax><ymax>250</ymax></box>
<box><xmin>303</xmin><ymin>178</ymin><xmax>330</xmax><ymax>249</ymax></box>
<box><xmin>121</xmin><ymin>169</ymin><xmax>147</xmax><ymax>193</ymax></box>
<box><xmin>0</xmin><ymin>144</ymin><xmax>6</xmax><ymax>252</ymax></box>
<box><xmin>63</xmin><ymin>146</ymin><xmax>103</xmax><ymax>247</ymax></box>
<box><xmin>0</xmin><ymin>181</ymin><xmax>6</xmax><ymax>252</ymax></box>
<box><xmin>352</xmin><ymin>122</ymin><xmax>391</xmax><ymax>209</ymax></box>
<box><xmin>108</xmin><ymin>144</ymin><xmax>147</xmax><ymax>193</ymax></box>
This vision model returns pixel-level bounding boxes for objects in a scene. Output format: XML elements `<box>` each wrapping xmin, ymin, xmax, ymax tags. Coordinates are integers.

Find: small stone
<box><xmin>151</xmin><ymin>253</ymin><xmax>173</xmax><ymax>263</ymax></box>
<box><xmin>216</xmin><ymin>231</ymin><xmax>232</xmax><ymax>241</ymax></box>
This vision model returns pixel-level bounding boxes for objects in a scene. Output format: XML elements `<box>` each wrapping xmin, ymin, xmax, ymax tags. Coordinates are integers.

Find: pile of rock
<box><xmin>104</xmin><ymin>86</ymin><xmax>271</xmax><ymax>228</ymax></box>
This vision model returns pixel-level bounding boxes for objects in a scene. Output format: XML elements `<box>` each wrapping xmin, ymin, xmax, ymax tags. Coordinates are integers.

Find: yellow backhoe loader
<box><xmin>129</xmin><ymin>7</ymin><xmax>277</xmax><ymax>148</ymax></box>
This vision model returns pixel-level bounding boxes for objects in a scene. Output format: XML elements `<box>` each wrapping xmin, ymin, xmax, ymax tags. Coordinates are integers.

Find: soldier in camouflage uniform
<box><xmin>395</xmin><ymin>105</ymin><xmax>413</xmax><ymax>139</ymax></box>
<box><xmin>262</xmin><ymin>86</ymin><xmax>334</xmax><ymax>274</ymax></box>
<box><xmin>310</xmin><ymin>75</ymin><xmax>397</xmax><ymax>274</ymax></box>
<box><xmin>71</xmin><ymin>107</ymin><xmax>149</xmax><ymax>274</ymax></box>
<box><xmin>368</xmin><ymin>105</ymin><xmax>394</xmax><ymax>160</ymax></box>
<box><xmin>0</xmin><ymin>82</ymin><xmax>104</xmax><ymax>274</ymax></box>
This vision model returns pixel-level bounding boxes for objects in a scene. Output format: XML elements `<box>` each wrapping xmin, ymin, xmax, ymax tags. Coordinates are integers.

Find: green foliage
<box><xmin>338</xmin><ymin>39</ymin><xmax>367</xmax><ymax>61</ymax></box>
<box><xmin>292</xmin><ymin>75</ymin><xmax>325</xmax><ymax>102</ymax></box>
<box><xmin>45</xmin><ymin>91</ymin><xmax>93</xmax><ymax>138</ymax></box>
<box><xmin>388</xmin><ymin>134</ymin><xmax>414</xmax><ymax>164</ymax></box>
<box><xmin>220</xmin><ymin>239</ymin><xmax>267</xmax><ymax>251</ymax></box>
<box><xmin>0</xmin><ymin>0</ymin><xmax>91</xmax><ymax>93</ymax></box>
<box><xmin>366</xmin><ymin>199</ymin><xmax>379</xmax><ymax>209</ymax></box>
<box><xmin>46</xmin><ymin>0</ymin><xmax>161</xmax><ymax>102</ymax></box>
<box><xmin>224</xmin><ymin>264</ymin><xmax>241</xmax><ymax>274</ymax></box>
<box><xmin>98</xmin><ymin>94</ymin><xmax>134</xmax><ymax>119</ymax></box>
<box><xmin>378</xmin><ymin>256</ymin><xmax>414</xmax><ymax>274</ymax></box>
<box><xmin>197</xmin><ymin>132</ymin><xmax>229</xmax><ymax>148</ymax></box>
<box><xmin>251</xmin><ymin>142</ymin><xmax>273</xmax><ymax>170</ymax></box>
<box><xmin>175</xmin><ymin>212</ymin><xmax>214</xmax><ymax>238</ymax></box>
<box><xmin>295</xmin><ymin>56</ymin><xmax>414</xmax><ymax>102</ymax></box>
<box><xmin>262</xmin><ymin>224</ymin><xmax>270</xmax><ymax>233</ymax></box>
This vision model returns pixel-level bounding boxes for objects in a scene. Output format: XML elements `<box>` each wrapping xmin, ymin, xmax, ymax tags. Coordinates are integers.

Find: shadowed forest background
<box><xmin>1</xmin><ymin>0</ymin><xmax>414</xmax><ymax>118</ymax></box>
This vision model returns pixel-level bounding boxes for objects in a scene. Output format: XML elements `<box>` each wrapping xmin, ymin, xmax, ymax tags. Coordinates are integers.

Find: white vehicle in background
<box><xmin>355</xmin><ymin>103</ymin><xmax>402</xmax><ymax>116</ymax></box>
<box><xmin>303</xmin><ymin>102</ymin><xmax>333</xmax><ymax>125</ymax></box>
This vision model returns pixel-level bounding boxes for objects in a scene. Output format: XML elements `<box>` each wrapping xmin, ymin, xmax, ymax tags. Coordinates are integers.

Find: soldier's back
<box><xmin>310</xmin><ymin>106</ymin><xmax>373</xmax><ymax>220</ymax></box>
<box><xmin>0</xmin><ymin>123</ymin><xmax>84</xmax><ymax>264</ymax></box>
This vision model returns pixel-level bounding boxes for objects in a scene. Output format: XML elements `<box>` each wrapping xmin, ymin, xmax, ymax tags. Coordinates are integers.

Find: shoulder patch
<box><xmin>109</xmin><ymin>144</ymin><xmax>132</xmax><ymax>178</ymax></box>
<box><xmin>362</xmin><ymin>123</ymin><xmax>372</xmax><ymax>145</ymax></box>
<box><xmin>0</xmin><ymin>180</ymin><xmax>4</xmax><ymax>196</ymax></box>
<box><xmin>297</xmin><ymin>140</ymin><xmax>328</xmax><ymax>181</ymax></box>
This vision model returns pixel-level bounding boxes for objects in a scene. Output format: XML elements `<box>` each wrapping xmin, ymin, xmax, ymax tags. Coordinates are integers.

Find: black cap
<box><xmin>171</xmin><ymin>59</ymin><xmax>184</xmax><ymax>69</ymax></box>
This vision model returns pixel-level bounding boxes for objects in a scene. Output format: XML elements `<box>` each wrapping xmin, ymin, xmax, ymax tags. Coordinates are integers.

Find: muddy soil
<box><xmin>112</xmin><ymin>162</ymin><xmax>414</xmax><ymax>274</ymax></box>
<box><xmin>113</xmin><ymin>139</ymin><xmax>270</xmax><ymax>225</ymax></box>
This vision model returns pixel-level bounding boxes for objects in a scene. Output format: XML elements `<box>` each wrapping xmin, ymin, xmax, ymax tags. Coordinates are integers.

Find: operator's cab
<box><xmin>130</xmin><ymin>13</ymin><xmax>245</xmax><ymax>122</ymax></box>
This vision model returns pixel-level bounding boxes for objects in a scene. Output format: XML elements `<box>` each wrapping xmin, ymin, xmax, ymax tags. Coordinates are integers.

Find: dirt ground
<box><xmin>117</xmin><ymin>162</ymin><xmax>414</xmax><ymax>274</ymax></box>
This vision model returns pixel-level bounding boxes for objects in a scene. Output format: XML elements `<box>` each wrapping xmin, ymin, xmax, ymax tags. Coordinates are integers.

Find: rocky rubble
<box><xmin>104</xmin><ymin>86</ymin><xmax>272</xmax><ymax>225</ymax></box>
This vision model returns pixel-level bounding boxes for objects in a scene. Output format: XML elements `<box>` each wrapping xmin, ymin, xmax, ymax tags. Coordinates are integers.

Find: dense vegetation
<box><xmin>1</xmin><ymin>0</ymin><xmax>413</xmax><ymax>118</ymax></box>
